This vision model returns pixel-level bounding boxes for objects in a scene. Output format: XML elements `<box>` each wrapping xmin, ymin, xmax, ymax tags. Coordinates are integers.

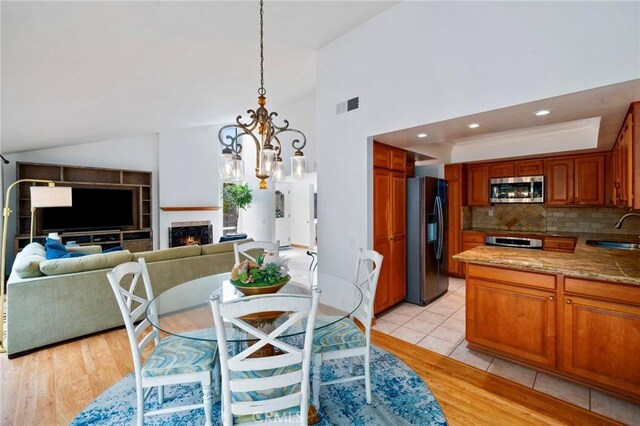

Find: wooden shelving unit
<box><xmin>14</xmin><ymin>162</ymin><xmax>153</xmax><ymax>253</ymax></box>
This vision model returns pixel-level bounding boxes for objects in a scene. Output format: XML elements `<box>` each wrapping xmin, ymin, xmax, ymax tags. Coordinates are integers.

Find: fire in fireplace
<box><xmin>169</xmin><ymin>221</ymin><xmax>213</xmax><ymax>247</ymax></box>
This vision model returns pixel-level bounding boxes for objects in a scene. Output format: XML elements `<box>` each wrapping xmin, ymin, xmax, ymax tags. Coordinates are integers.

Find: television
<box><xmin>40</xmin><ymin>187</ymin><xmax>136</xmax><ymax>232</ymax></box>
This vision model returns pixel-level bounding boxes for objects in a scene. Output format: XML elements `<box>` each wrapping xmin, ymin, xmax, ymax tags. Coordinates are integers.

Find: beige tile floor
<box><xmin>375</xmin><ymin>277</ymin><xmax>640</xmax><ymax>425</ymax></box>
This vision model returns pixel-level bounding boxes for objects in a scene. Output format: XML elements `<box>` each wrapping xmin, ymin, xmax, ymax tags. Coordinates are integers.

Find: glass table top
<box><xmin>145</xmin><ymin>272</ymin><xmax>363</xmax><ymax>343</ymax></box>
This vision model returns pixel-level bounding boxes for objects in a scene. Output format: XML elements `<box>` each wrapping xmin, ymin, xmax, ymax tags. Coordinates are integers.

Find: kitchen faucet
<box><xmin>614</xmin><ymin>212</ymin><xmax>640</xmax><ymax>229</ymax></box>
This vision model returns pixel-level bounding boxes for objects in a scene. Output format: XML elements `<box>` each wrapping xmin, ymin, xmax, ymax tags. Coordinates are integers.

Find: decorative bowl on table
<box><xmin>229</xmin><ymin>253</ymin><xmax>291</xmax><ymax>296</ymax></box>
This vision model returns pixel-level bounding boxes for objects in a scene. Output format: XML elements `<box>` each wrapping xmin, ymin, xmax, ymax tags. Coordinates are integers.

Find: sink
<box><xmin>586</xmin><ymin>240</ymin><xmax>640</xmax><ymax>250</ymax></box>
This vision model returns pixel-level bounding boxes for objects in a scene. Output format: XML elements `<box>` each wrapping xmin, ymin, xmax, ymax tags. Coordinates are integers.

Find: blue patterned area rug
<box><xmin>72</xmin><ymin>345</ymin><xmax>447</xmax><ymax>425</ymax></box>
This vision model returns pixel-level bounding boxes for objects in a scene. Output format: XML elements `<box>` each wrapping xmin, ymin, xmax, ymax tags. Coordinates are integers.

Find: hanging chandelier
<box><xmin>218</xmin><ymin>0</ymin><xmax>307</xmax><ymax>190</ymax></box>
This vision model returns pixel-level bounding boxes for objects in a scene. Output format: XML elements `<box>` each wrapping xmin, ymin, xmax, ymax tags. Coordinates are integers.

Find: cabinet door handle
<box><xmin>566</xmin><ymin>299</ymin><xmax>572</xmax><ymax>304</ymax></box>
<box><xmin>548</xmin><ymin>296</ymin><xmax>555</xmax><ymax>301</ymax></box>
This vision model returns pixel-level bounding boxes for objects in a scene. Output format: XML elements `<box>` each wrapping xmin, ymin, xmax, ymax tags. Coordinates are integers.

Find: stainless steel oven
<box><xmin>490</xmin><ymin>176</ymin><xmax>544</xmax><ymax>203</ymax></box>
<box><xmin>485</xmin><ymin>236</ymin><xmax>543</xmax><ymax>250</ymax></box>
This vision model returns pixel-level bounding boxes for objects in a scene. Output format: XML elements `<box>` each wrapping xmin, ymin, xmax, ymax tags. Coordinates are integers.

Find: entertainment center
<box><xmin>14</xmin><ymin>162</ymin><xmax>153</xmax><ymax>253</ymax></box>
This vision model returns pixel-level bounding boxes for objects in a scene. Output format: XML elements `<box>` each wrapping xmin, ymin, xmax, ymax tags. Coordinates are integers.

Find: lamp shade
<box><xmin>30</xmin><ymin>186</ymin><xmax>73</xmax><ymax>208</ymax></box>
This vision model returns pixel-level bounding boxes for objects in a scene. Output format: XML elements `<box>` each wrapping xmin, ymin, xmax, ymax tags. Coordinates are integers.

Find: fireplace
<box><xmin>169</xmin><ymin>221</ymin><xmax>213</xmax><ymax>247</ymax></box>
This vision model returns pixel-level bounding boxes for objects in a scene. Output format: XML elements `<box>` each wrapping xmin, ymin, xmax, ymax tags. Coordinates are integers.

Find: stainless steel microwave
<box><xmin>490</xmin><ymin>176</ymin><xmax>544</xmax><ymax>203</ymax></box>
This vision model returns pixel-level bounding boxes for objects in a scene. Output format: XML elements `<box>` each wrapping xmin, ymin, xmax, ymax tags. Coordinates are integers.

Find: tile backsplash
<box><xmin>471</xmin><ymin>205</ymin><xmax>640</xmax><ymax>235</ymax></box>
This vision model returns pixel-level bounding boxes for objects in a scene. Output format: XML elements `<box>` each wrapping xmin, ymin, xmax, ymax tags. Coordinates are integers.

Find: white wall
<box><xmin>275</xmin><ymin>90</ymin><xmax>317</xmax><ymax>175</ymax></box>
<box><xmin>316</xmin><ymin>1</ymin><xmax>640</xmax><ymax>279</ymax></box>
<box><xmin>2</xmin><ymin>134</ymin><xmax>160</xmax><ymax>264</ymax></box>
<box><xmin>158</xmin><ymin>125</ymin><xmax>222</xmax><ymax>248</ymax></box>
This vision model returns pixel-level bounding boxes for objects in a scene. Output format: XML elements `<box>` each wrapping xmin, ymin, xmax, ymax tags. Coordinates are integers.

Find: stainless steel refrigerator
<box><xmin>406</xmin><ymin>176</ymin><xmax>448</xmax><ymax>305</ymax></box>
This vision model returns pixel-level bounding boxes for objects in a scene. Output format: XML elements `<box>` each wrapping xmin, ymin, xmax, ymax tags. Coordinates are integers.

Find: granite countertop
<box><xmin>454</xmin><ymin>232</ymin><xmax>640</xmax><ymax>286</ymax></box>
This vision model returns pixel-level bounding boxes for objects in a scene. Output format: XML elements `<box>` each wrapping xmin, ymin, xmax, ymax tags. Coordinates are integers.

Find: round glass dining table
<box><xmin>145</xmin><ymin>271</ymin><xmax>363</xmax><ymax>343</ymax></box>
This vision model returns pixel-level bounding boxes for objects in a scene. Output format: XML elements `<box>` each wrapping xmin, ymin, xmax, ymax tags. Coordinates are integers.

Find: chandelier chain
<box><xmin>259</xmin><ymin>0</ymin><xmax>265</xmax><ymax>96</ymax></box>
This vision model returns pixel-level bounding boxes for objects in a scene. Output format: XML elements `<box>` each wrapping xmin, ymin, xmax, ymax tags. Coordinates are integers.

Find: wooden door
<box><xmin>467</xmin><ymin>278</ymin><xmax>557</xmax><ymax>368</ymax></box>
<box><xmin>373</xmin><ymin>168</ymin><xmax>391</xmax><ymax>312</ymax></box>
<box><xmin>561</xmin><ymin>295</ymin><xmax>640</xmax><ymax>399</ymax></box>
<box><xmin>623</xmin><ymin>113</ymin><xmax>634</xmax><ymax>208</ymax></box>
<box><xmin>445</xmin><ymin>164</ymin><xmax>463</xmax><ymax>277</ymax></box>
<box><xmin>467</xmin><ymin>165</ymin><xmax>489</xmax><ymax>206</ymax></box>
<box><xmin>545</xmin><ymin>158</ymin><xmax>574</xmax><ymax>205</ymax></box>
<box><xmin>389</xmin><ymin>172</ymin><xmax>407</xmax><ymax>305</ymax></box>
<box><xmin>574</xmin><ymin>155</ymin><xmax>604</xmax><ymax>205</ymax></box>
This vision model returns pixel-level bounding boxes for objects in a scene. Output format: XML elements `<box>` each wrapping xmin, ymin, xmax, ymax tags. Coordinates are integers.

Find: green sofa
<box><xmin>6</xmin><ymin>239</ymin><xmax>251</xmax><ymax>357</ymax></box>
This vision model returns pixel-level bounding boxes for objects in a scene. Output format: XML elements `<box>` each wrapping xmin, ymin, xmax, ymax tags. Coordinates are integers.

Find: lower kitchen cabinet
<box><xmin>561</xmin><ymin>294</ymin><xmax>640</xmax><ymax>399</ymax></box>
<box><xmin>465</xmin><ymin>263</ymin><xmax>640</xmax><ymax>401</ymax></box>
<box><xmin>466</xmin><ymin>265</ymin><xmax>557</xmax><ymax>368</ymax></box>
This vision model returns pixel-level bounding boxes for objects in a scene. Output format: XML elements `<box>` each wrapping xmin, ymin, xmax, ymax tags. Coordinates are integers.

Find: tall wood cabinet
<box><xmin>612</xmin><ymin>102</ymin><xmax>640</xmax><ymax>209</ymax></box>
<box><xmin>466</xmin><ymin>164</ymin><xmax>490</xmax><ymax>206</ymax></box>
<box><xmin>445</xmin><ymin>164</ymin><xmax>465</xmax><ymax>277</ymax></box>
<box><xmin>373</xmin><ymin>142</ymin><xmax>407</xmax><ymax>314</ymax></box>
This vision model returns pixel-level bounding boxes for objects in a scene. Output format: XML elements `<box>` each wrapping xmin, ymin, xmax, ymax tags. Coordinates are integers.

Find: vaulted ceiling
<box><xmin>1</xmin><ymin>1</ymin><xmax>396</xmax><ymax>153</ymax></box>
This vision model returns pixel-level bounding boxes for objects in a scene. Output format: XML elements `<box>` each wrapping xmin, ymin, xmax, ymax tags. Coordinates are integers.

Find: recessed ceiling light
<box><xmin>467</xmin><ymin>123</ymin><xmax>480</xmax><ymax>129</ymax></box>
<box><xmin>417</xmin><ymin>133</ymin><xmax>428</xmax><ymax>138</ymax></box>
<box><xmin>534</xmin><ymin>109</ymin><xmax>551</xmax><ymax>116</ymax></box>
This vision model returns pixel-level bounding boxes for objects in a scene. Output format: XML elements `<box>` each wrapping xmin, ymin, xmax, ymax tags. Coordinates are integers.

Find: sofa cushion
<box><xmin>13</xmin><ymin>254</ymin><xmax>46</xmax><ymax>278</ymax></box>
<box><xmin>200</xmin><ymin>239</ymin><xmax>250</xmax><ymax>256</ymax></box>
<box><xmin>39</xmin><ymin>250</ymin><xmax>132</xmax><ymax>276</ymax></box>
<box><xmin>21</xmin><ymin>242</ymin><xmax>46</xmax><ymax>258</ymax></box>
<box><xmin>132</xmin><ymin>245</ymin><xmax>201</xmax><ymax>263</ymax></box>
<box><xmin>67</xmin><ymin>245</ymin><xmax>103</xmax><ymax>255</ymax></box>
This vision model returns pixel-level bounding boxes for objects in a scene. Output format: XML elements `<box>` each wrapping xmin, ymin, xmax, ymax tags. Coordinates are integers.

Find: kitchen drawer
<box><xmin>468</xmin><ymin>264</ymin><xmax>556</xmax><ymax>290</ymax></box>
<box><xmin>564</xmin><ymin>277</ymin><xmax>640</xmax><ymax>305</ymax></box>
<box><xmin>463</xmin><ymin>231</ymin><xmax>485</xmax><ymax>243</ymax></box>
<box><xmin>544</xmin><ymin>237</ymin><xmax>576</xmax><ymax>253</ymax></box>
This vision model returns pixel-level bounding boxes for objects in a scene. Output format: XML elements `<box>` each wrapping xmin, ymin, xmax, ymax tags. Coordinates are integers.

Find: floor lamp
<box><xmin>0</xmin><ymin>180</ymin><xmax>72</xmax><ymax>353</ymax></box>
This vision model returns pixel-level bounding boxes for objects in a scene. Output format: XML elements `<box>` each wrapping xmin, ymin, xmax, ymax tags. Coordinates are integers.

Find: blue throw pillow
<box><xmin>45</xmin><ymin>238</ymin><xmax>87</xmax><ymax>259</ymax></box>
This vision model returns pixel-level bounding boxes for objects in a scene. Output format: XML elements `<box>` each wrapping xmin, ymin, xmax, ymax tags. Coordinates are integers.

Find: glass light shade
<box><xmin>258</xmin><ymin>147</ymin><xmax>277</xmax><ymax>177</ymax></box>
<box><xmin>219</xmin><ymin>152</ymin><xmax>235</xmax><ymax>179</ymax></box>
<box><xmin>232</xmin><ymin>158</ymin><xmax>245</xmax><ymax>182</ymax></box>
<box><xmin>29</xmin><ymin>186</ymin><xmax>72</xmax><ymax>207</ymax></box>
<box><xmin>273</xmin><ymin>161</ymin><xmax>285</xmax><ymax>182</ymax></box>
<box><xmin>291</xmin><ymin>155</ymin><xmax>306</xmax><ymax>180</ymax></box>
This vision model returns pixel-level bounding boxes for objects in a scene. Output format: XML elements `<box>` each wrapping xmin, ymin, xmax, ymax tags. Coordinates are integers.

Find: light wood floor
<box><xmin>1</xmin><ymin>328</ymin><xmax>620</xmax><ymax>425</ymax></box>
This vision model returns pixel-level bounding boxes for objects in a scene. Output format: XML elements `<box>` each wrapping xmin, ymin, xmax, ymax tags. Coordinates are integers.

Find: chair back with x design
<box><xmin>211</xmin><ymin>289</ymin><xmax>320</xmax><ymax>425</ymax></box>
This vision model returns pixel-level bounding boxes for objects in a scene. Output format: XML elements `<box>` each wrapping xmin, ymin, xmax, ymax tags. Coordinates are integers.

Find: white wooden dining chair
<box><xmin>210</xmin><ymin>289</ymin><xmax>320</xmax><ymax>426</ymax></box>
<box><xmin>311</xmin><ymin>249</ymin><xmax>383</xmax><ymax>407</ymax></box>
<box><xmin>233</xmin><ymin>240</ymin><xmax>280</xmax><ymax>264</ymax></box>
<box><xmin>107</xmin><ymin>258</ymin><xmax>217</xmax><ymax>426</ymax></box>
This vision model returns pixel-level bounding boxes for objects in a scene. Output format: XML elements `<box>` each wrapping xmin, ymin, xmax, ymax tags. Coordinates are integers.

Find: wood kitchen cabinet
<box><xmin>489</xmin><ymin>162</ymin><xmax>515</xmax><ymax>178</ymax></box>
<box><xmin>467</xmin><ymin>164</ymin><xmax>490</xmax><ymax>206</ymax></box>
<box><xmin>515</xmin><ymin>159</ymin><xmax>544</xmax><ymax>176</ymax></box>
<box><xmin>373</xmin><ymin>142</ymin><xmax>407</xmax><ymax>314</ymax></box>
<box><xmin>466</xmin><ymin>264</ymin><xmax>557</xmax><ymax>368</ymax></box>
<box><xmin>445</xmin><ymin>164</ymin><xmax>465</xmax><ymax>277</ymax></box>
<box><xmin>464</xmin><ymin>263</ymin><xmax>640</xmax><ymax>401</ymax></box>
<box><xmin>545</xmin><ymin>155</ymin><xmax>604</xmax><ymax>206</ymax></box>
<box><xmin>611</xmin><ymin>102</ymin><xmax>639</xmax><ymax>209</ymax></box>
<box><xmin>561</xmin><ymin>277</ymin><xmax>640</xmax><ymax>399</ymax></box>
<box><xmin>461</xmin><ymin>231</ymin><xmax>484</xmax><ymax>275</ymax></box>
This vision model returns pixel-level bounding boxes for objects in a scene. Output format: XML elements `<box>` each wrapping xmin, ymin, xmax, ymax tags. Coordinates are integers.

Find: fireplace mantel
<box><xmin>160</xmin><ymin>206</ymin><xmax>220</xmax><ymax>211</ymax></box>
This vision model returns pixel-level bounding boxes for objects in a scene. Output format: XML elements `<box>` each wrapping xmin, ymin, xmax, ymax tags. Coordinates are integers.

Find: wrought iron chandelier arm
<box><xmin>274</xmin><ymin>127</ymin><xmax>307</xmax><ymax>154</ymax></box>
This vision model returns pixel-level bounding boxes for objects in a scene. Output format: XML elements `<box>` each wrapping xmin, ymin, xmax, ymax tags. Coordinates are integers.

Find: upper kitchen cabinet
<box><xmin>373</xmin><ymin>142</ymin><xmax>407</xmax><ymax>314</ymax></box>
<box><xmin>488</xmin><ymin>159</ymin><xmax>543</xmax><ymax>178</ymax></box>
<box><xmin>612</xmin><ymin>102</ymin><xmax>640</xmax><ymax>209</ymax></box>
<box><xmin>467</xmin><ymin>164</ymin><xmax>490</xmax><ymax>206</ymax></box>
<box><xmin>489</xmin><ymin>162</ymin><xmax>515</xmax><ymax>178</ymax></box>
<box><xmin>515</xmin><ymin>159</ymin><xmax>544</xmax><ymax>176</ymax></box>
<box><xmin>545</xmin><ymin>155</ymin><xmax>604</xmax><ymax>206</ymax></box>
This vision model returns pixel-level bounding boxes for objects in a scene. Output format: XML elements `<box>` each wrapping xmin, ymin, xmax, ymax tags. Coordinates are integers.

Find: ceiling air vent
<box><xmin>336</xmin><ymin>97</ymin><xmax>359</xmax><ymax>115</ymax></box>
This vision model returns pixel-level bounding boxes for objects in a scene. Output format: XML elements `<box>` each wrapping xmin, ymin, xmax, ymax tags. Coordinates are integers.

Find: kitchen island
<box><xmin>454</xmin><ymin>236</ymin><xmax>640</xmax><ymax>403</ymax></box>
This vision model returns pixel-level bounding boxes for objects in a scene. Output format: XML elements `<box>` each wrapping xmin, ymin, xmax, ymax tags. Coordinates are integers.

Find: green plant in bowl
<box><xmin>230</xmin><ymin>253</ymin><xmax>290</xmax><ymax>295</ymax></box>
